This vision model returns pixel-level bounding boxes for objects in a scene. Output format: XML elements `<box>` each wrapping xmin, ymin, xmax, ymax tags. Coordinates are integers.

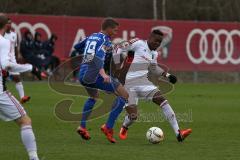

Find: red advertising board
<box><xmin>8</xmin><ymin>14</ymin><xmax>240</xmax><ymax>71</ymax></box>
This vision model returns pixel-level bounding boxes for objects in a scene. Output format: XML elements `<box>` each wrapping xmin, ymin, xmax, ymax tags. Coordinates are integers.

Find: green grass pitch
<box><xmin>0</xmin><ymin>82</ymin><xmax>240</xmax><ymax>160</ymax></box>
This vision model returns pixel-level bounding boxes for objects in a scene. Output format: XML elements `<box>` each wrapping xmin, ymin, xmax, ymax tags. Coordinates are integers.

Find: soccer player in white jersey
<box><xmin>114</xmin><ymin>30</ymin><xmax>192</xmax><ymax>142</ymax></box>
<box><xmin>0</xmin><ymin>14</ymin><xmax>39</xmax><ymax>160</ymax></box>
<box><xmin>4</xmin><ymin>18</ymin><xmax>30</xmax><ymax>103</ymax></box>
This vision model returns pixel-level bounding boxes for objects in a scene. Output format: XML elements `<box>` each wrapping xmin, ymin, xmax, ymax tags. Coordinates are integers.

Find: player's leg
<box><xmin>95</xmin><ymin>77</ymin><xmax>129</xmax><ymax>129</ymax></box>
<box><xmin>96</xmin><ymin>77</ymin><xmax>129</xmax><ymax>143</ymax></box>
<box><xmin>119</xmin><ymin>105</ymin><xmax>138</xmax><ymax>140</ymax></box>
<box><xmin>11</xmin><ymin>73</ymin><xmax>30</xmax><ymax>103</ymax></box>
<box><xmin>114</xmin><ymin>83</ymin><xmax>129</xmax><ymax>100</ymax></box>
<box><xmin>100</xmin><ymin>84</ymin><xmax>129</xmax><ymax>143</ymax></box>
<box><xmin>123</xmin><ymin>106</ymin><xmax>138</xmax><ymax>128</ymax></box>
<box><xmin>12</xmin><ymin>75</ymin><xmax>24</xmax><ymax>98</ymax></box>
<box><xmin>104</xmin><ymin>83</ymin><xmax>128</xmax><ymax>128</ymax></box>
<box><xmin>77</xmin><ymin>87</ymin><xmax>98</xmax><ymax>140</ymax></box>
<box><xmin>118</xmin><ymin>80</ymin><xmax>141</xmax><ymax>140</ymax></box>
<box><xmin>80</xmin><ymin>87</ymin><xmax>98</xmax><ymax>128</ymax></box>
<box><xmin>6</xmin><ymin>61</ymin><xmax>43</xmax><ymax>80</ymax></box>
<box><xmin>152</xmin><ymin>91</ymin><xmax>179</xmax><ymax>135</ymax></box>
<box><xmin>120</xmin><ymin>83</ymin><xmax>158</xmax><ymax>140</ymax></box>
<box><xmin>77</xmin><ymin>66</ymin><xmax>99</xmax><ymax>140</ymax></box>
<box><xmin>0</xmin><ymin>92</ymin><xmax>39</xmax><ymax>160</ymax></box>
<box><xmin>15</xmin><ymin>116</ymin><xmax>39</xmax><ymax>160</ymax></box>
<box><xmin>152</xmin><ymin>91</ymin><xmax>192</xmax><ymax>142</ymax></box>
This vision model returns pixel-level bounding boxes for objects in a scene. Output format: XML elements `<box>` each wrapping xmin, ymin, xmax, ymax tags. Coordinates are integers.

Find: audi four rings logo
<box><xmin>11</xmin><ymin>22</ymin><xmax>52</xmax><ymax>42</ymax></box>
<box><xmin>186</xmin><ymin>29</ymin><xmax>240</xmax><ymax>64</ymax></box>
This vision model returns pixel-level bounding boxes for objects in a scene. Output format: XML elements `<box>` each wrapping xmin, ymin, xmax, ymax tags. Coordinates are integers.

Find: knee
<box><xmin>123</xmin><ymin>92</ymin><xmax>129</xmax><ymax>100</ymax></box>
<box><xmin>122</xmin><ymin>88</ymin><xmax>129</xmax><ymax>100</ymax></box>
<box><xmin>89</xmin><ymin>95</ymin><xmax>98</xmax><ymax>100</ymax></box>
<box><xmin>129</xmin><ymin>112</ymin><xmax>138</xmax><ymax>121</ymax></box>
<box><xmin>117</xmin><ymin>85</ymin><xmax>129</xmax><ymax>100</ymax></box>
<box><xmin>88</xmin><ymin>97</ymin><xmax>98</xmax><ymax>103</ymax></box>
<box><xmin>152</xmin><ymin>94</ymin><xmax>166</xmax><ymax>106</ymax></box>
<box><xmin>16</xmin><ymin>115</ymin><xmax>32</xmax><ymax>126</ymax></box>
<box><xmin>89</xmin><ymin>93</ymin><xmax>99</xmax><ymax>101</ymax></box>
<box><xmin>13</xmin><ymin>76</ymin><xmax>21</xmax><ymax>82</ymax></box>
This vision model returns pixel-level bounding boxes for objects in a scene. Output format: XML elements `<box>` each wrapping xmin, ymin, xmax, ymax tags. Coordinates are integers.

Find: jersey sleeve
<box><xmin>128</xmin><ymin>38</ymin><xmax>141</xmax><ymax>50</ymax></box>
<box><xmin>112</xmin><ymin>38</ymin><xmax>140</xmax><ymax>65</ymax></box>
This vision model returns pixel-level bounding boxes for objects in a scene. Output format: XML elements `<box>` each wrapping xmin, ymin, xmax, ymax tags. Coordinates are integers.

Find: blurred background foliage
<box><xmin>1</xmin><ymin>0</ymin><xmax>240</xmax><ymax>21</ymax></box>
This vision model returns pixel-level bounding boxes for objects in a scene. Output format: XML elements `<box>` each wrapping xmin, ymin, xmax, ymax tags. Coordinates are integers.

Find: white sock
<box><xmin>160</xmin><ymin>100</ymin><xmax>180</xmax><ymax>136</ymax></box>
<box><xmin>123</xmin><ymin>115</ymin><xmax>134</xmax><ymax>128</ymax></box>
<box><xmin>21</xmin><ymin>125</ymin><xmax>39</xmax><ymax>160</ymax></box>
<box><xmin>16</xmin><ymin>82</ymin><xmax>25</xmax><ymax>99</ymax></box>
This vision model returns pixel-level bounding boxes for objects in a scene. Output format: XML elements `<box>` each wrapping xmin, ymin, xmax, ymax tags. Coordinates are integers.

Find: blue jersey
<box><xmin>74</xmin><ymin>38</ymin><xmax>87</xmax><ymax>54</ymax></box>
<box><xmin>78</xmin><ymin>32</ymin><xmax>112</xmax><ymax>84</ymax></box>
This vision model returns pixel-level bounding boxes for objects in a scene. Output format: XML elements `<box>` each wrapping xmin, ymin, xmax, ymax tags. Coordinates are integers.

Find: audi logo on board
<box><xmin>186</xmin><ymin>29</ymin><xmax>240</xmax><ymax>65</ymax></box>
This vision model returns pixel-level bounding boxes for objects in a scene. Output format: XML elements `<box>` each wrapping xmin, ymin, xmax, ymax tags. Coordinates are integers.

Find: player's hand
<box><xmin>167</xmin><ymin>74</ymin><xmax>177</xmax><ymax>84</ymax></box>
<box><xmin>99</xmin><ymin>68</ymin><xmax>111</xmax><ymax>83</ymax></box>
<box><xmin>102</xmin><ymin>74</ymin><xmax>111</xmax><ymax>83</ymax></box>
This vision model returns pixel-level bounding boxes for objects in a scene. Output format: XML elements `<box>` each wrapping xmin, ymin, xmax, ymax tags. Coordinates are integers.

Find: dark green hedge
<box><xmin>1</xmin><ymin>0</ymin><xmax>240</xmax><ymax>21</ymax></box>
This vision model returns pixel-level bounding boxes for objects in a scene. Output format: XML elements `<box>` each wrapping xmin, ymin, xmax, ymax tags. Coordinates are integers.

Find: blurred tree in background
<box><xmin>0</xmin><ymin>0</ymin><xmax>240</xmax><ymax>21</ymax></box>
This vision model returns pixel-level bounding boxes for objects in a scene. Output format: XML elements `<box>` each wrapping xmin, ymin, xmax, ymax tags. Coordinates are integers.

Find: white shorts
<box><xmin>0</xmin><ymin>91</ymin><xmax>26</xmax><ymax>121</ymax></box>
<box><xmin>124</xmin><ymin>77</ymin><xmax>159</xmax><ymax>106</ymax></box>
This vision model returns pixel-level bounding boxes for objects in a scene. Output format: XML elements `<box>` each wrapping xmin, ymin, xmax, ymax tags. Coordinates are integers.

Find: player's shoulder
<box><xmin>0</xmin><ymin>35</ymin><xmax>9</xmax><ymax>43</ymax></box>
<box><xmin>130</xmin><ymin>38</ymin><xmax>145</xmax><ymax>44</ymax></box>
<box><xmin>4</xmin><ymin>31</ymin><xmax>17</xmax><ymax>41</ymax></box>
<box><xmin>0</xmin><ymin>36</ymin><xmax>10</xmax><ymax>47</ymax></box>
<box><xmin>89</xmin><ymin>32</ymin><xmax>108</xmax><ymax>42</ymax></box>
<box><xmin>129</xmin><ymin>38</ymin><xmax>140</xmax><ymax>44</ymax></box>
<box><xmin>129</xmin><ymin>38</ymin><xmax>146</xmax><ymax>47</ymax></box>
<box><xmin>99</xmin><ymin>32</ymin><xmax>110</xmax><ymax>42</ymax></box>
<box><xmin>5</xmin><ymin>31</ymin><xmax>17</xmax><ymax>37</ymax></box>
<box><xmin>10</xmin><ymin>31</ymin><xmax>17</xmax><ymax>38</ymax></box>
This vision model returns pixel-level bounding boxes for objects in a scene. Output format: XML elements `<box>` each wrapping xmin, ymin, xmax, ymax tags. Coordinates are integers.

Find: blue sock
<box><xmin>106</xmin><ymin>96</ymin><xmax>126</xmax><ymax>129</ymax></box>
<box><xmin>80</xmin><ymin>98</ymin><xmax>96</xmax><ymax>128</ymax></box>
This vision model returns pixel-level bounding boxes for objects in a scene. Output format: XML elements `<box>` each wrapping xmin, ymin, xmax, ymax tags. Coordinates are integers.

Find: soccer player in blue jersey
<box><xmin>76</xmin><ymin>18</ymin><xmax>129</xmax><ymax>143</ymax></box>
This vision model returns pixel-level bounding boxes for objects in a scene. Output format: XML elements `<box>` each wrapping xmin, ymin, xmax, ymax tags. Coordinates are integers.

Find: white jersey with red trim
<box><xmin>4</xmin><ymin>31</ymin><xmax>17</xmax><ymax>63</ymax></box>
<box><xmin>114</xmin><ymin>38</ymin><xmax>158</xmax><ymax>81</ymax></box>
<box><xmin>0</xmin><ymin>35</ymin><xmax>32</xmax><ymax>93</ymax></box>
<box><xmin>0</xmin><ymin>34</ymin><xmax>27</xmax><ymax>122</ymax></box>
<box><xmin>0</xmin><ymin>35</ymin><xmax>11</xmax><ymax>93</ymax></box>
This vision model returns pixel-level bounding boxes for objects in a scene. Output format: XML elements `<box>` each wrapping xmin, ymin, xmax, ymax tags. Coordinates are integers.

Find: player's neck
<box><xmin>101</xmin><ymin>30</ymin><xmax>108</xmax><ymax>36</ymax></box>
<box><xmin>147</xmin><ymin>40</ymin><xmax>153</xmax><ymax>51</ymax></box>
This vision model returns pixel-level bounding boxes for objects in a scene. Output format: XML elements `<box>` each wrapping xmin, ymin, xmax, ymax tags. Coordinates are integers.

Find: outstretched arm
<box><xmin>148</xmin><ymin>53</ymin><xmax>177</xmax><ymax>84</ymax></box>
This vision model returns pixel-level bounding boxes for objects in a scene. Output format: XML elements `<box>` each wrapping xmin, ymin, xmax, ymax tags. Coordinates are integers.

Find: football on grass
<box><xmin>146</xmin><ymin>127</ymin><xmax>164</xmax><ymax>144</ymax></box>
